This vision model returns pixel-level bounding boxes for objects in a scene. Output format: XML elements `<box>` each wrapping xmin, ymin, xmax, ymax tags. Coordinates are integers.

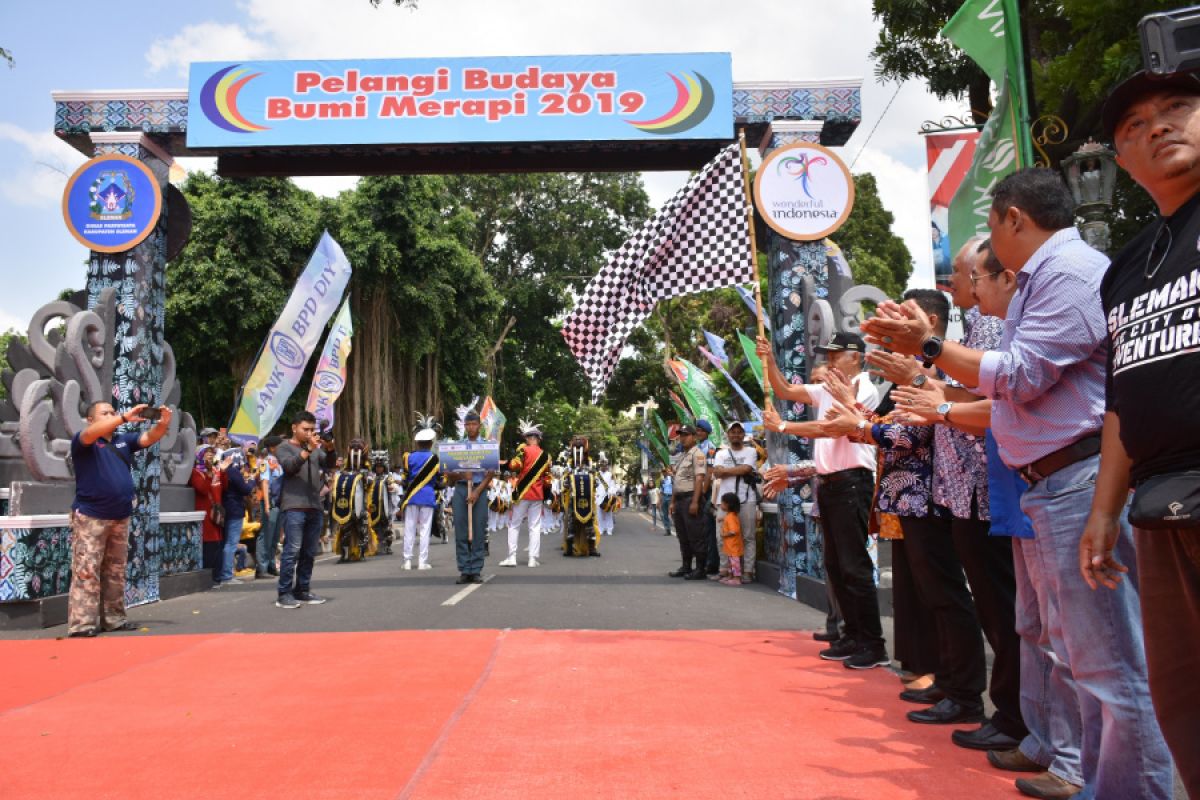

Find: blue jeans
<box><xmin>660</xmin><ymin>497</ymin><xmax>672</xmax><ymax>535</ymax></box>
<box><xmin>452</xmin><ymin>483</ymin><xmax>488</xmax><ymax>576</ymax></box>
<box><xmin>1013</xmin><ymin>536</ymin><xmax>1083</xmax><ymax>786</ymax></box>
<box><xmin>1019</xmin><ymin>455</ymin><xmax>1173</xmax><ymax>799</ymax></box>
<box><xmin>277</xmin><ymin>508</ymin><xmax>323</xmax><ymax>597</ymax></box>
<box><xmin>257</xmin><ymin>507</ymin><xmax>281</xmax><ymax>571</ymax></box>
<box><xmin>220</xmin><ymin>514</ymin><xmax>244</xmax><ymax>582</ymax></box>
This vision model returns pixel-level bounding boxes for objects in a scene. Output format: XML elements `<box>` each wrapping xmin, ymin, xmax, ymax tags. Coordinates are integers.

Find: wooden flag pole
<box><xmin>737</xmin><ymin>129</ymin><xmax>772</xmax><ymax>403</ymax></box>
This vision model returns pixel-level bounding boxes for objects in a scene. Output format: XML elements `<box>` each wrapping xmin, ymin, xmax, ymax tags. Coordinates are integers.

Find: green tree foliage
<box><xmin>871</xmin><ymin>0</ymin><xmax>1181</xmax><ymax>246</ymax></box>
<box><xmin>165</xmin><ymin>173</ymin><xmax>323</xmax><ymax>428</ymax></box>
<box><xmin>0</xmin><ymin>329</ymin><xmax>27</xmax><ymax>401</ymax></box>
<box><xmin>835</xmin><ymin>173</ymin><xmax>913</xmax><ymax>299</ymax></box>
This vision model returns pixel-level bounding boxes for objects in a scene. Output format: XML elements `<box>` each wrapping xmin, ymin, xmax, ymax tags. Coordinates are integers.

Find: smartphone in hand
<box><xmin>141</xmin><ymin>406</ymin><xmax>163</xmax><ymax>423</ymax></box>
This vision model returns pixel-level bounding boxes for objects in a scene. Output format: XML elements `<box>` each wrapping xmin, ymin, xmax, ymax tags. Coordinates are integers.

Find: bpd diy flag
<box><xmin>562</xmin><ymin>142</ymin><xmax>751</xmax><ymax>401</ymax></box>
<box><xmin>230</xmin><ymin>232</ymin><xmax>354</xmax><ymax>439</ymax></box>
<box><xmin>306</xmin><ymin>296</ymin><xmax>354</xmax><ymax>431</ymax></box>
<box><xmin>941</xmin><ymin>0</ymin><xmax>1032</xmax><ymax>254</ymax></box>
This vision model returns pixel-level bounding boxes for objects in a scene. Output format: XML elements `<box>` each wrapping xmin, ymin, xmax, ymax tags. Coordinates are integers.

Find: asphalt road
<box><xmin>13</xmin><ymin>508</ymin><xmax>828</xmax><ymax>638</ymax></box>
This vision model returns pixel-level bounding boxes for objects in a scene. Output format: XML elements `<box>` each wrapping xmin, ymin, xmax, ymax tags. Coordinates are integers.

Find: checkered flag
<box><xmin>562</xmin><ymin>143</ymin><xmax>752</xmax><ymax>402</ymax></box>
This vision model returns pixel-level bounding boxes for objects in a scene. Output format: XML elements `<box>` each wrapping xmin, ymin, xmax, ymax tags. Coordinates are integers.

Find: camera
<box><xmin>140</xmin><ymin>406</ymin><xmax>164</xmax><ymax>423</ymax></box>
<box><xmin>1141</xmin><ymin>6</ymin><xmax>1200</xmax><ymax>75</ymax></box>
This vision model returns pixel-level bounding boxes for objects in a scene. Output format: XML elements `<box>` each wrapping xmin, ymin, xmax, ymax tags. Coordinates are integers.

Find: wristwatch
<box><xmin>911</xmin><ymin>373</ymin><xmax>928</xmax><ymax>388</ymax></box>
<box><xmin>936</xmin><ymin>401</ymin><xmax>954</xmax><ymax>421</ymax></box>
<box><xmin>921</xmin><ymin>336</ymin><xmax>944</xmax><ymax>368</ymax></box>
<box><xmin>776</xmin><ymin>420</ymin><xmax>786</xmax><ymax>433</ymax></box>
<box><xmin>854</xmin><ymin>419</ymin><xmax>869</xmax><ymax>440</ymax></box>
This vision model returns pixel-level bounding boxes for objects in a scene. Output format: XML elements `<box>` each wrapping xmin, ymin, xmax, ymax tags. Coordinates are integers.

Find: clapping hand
<box><xmin>866</xmin><ymin>349</ymin><xmax>921</xmax><ymax>385</ymax></box>
<box><xmin>860</xmin><ymin>300</ymin><xmax>934</xmax><ymax>356</ymax></box>
<box><xmin>821</xmin><ymin>367</ymin><xmax>856</xmax><ymax>407</ymax></box>
<box><xmin>892</xmin><ymin>381</ymin><xmax>946</xmax><ymax>424</ymax></box>
<box><xmin>823</xmin><ymin>401</ymin><xmax>862</xmax><ymax>438</ymax></box>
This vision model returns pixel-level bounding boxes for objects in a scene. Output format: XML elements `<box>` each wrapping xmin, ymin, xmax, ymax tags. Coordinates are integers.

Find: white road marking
<box><xmin>441</xmin><ymin>573</ymin><xmax>495</xmax><ymax>606</ymax></box>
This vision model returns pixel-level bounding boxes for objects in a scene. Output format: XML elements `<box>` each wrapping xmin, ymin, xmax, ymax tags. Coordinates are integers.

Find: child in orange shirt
<box><xmin>719</xmin><ymin>492</ymin><xmax>744</xmax><ymax>586</ymax></box>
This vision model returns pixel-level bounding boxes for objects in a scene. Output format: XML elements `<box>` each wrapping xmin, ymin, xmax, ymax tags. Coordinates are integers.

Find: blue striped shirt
<box><xmin>976</xmin><ymin>228</ymin><xmax>1109</xmax><ymax>468</ymax></box>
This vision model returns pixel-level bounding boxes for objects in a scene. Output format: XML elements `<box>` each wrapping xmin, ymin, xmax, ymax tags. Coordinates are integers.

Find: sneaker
<box><xmin>528</xmin><ymin>558</ymin><xmax>540</xmax><ymax>567</ymax></box>
<box><xmin>276</xmin><ymin>593</ymin><xmax>301</xmax><ymax>609</ymax></box>
<box><xmin>844</xmin><ymin>646</ymin><xmax>890</xmax><ymax>670</ymax></box>
<box><xmin>418</xmin><ymin>562</ymin><xmax>432</xmax><ymax>570</ymax></box>
<box><xmin>499</xmin><ymin>556</ymin><xmax>518</xmax><ymax>567</ymax></box>
<box><xmin>402</xmin><ymin>559</ymin><xmax>412</xmax><ymax>570</ymax></box>
<box><xmin>222</xmin><ymin>578</ymin><xmax>244</xmax><ymax>586</ymax></box>
<box><xmin>818</xmin><ymin>638</ymin><xmax>860</xmax><ymax>661</ymax></box>
<box><xmin>294</xmin><ymin>591</ymin><xmax>327</xmax><ymax>605</ymax></box>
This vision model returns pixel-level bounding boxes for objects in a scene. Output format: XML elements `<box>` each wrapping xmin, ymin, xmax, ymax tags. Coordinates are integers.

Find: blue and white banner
<box><xmin>229</xmin><ymin>232</ymin><xmax>353</xmax><ymax>439</ymax></box>
<box><xmin>187</xmin><ymin>53</ymin><xmax>733</xmax><ymax>148</ymax></box>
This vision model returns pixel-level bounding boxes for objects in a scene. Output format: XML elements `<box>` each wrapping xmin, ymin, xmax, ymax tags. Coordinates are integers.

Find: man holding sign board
<box><xmin>444</xmin><ymin>411</ymin><xmax>497</xmax><ymax>584</ymax></box>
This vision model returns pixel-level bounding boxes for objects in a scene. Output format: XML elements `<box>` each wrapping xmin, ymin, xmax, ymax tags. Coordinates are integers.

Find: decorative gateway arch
<box><xmin>0</xmin><ymin>53</ymin><xmax>866</xmax><ymax>618</ymax></box>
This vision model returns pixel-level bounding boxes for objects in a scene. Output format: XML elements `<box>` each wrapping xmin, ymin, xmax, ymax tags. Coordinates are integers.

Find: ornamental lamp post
<box><xmin>1061</xmin><ymin>138</ymin><xmax>1118</xmax><ymax>254</ymax></box>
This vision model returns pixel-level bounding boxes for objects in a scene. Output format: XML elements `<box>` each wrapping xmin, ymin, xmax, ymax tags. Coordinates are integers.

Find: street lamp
<box><xmin>1061</xmin><ymin>139</ymin><xmax>1119</xmax><ymax>254</ymax></box>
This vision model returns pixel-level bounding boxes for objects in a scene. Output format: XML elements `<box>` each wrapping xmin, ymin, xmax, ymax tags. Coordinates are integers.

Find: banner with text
<box><xmin>188</xmin><ymin>53</ymin><xmax>733</xmax><ymax>148</ymax></box>
<box><xmin>306</xmin><ymin>296</ymin><xmax>354</xmax><ymax>431</ymax></box>
<box><xmin>229</xmin><ymin>232</ymin><xmax>353</xmax><ymax>439</ymax></box>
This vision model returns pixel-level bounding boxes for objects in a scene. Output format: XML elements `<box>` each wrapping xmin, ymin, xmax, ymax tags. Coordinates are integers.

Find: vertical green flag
<box><xmin>667</xmin><ymin>390</ymin><xmax>694</xmax><ymax>426</ymax></box>
<box><xmin>653</xmin><ymin>409</ymin><xmax>671</xmax><ymax>445</ymax></box>
<box><xmin>941</xmin><ymin>0</ymin><xmax>1033</xmax><ymax>253</ymax></box>
<box><xmin>669</xmin><ymin>359</ymin><xmax>724</xmax><ymax>447</ymax></box>
<box><xmin>737</xmin><ymin>331</ymin><xmax>764</xmax><ymax>390</ymax></box>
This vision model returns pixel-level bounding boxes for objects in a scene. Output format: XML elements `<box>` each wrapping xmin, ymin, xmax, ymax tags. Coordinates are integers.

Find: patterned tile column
<box><xmin>85</xmin><ymin>133</ymin><xmax>171</xmax><ymax>607</ymax></box>
<box><xmin>765</xmin><ymin>236</ymin><xmax>830</xmax><ymax>597</ymax></box>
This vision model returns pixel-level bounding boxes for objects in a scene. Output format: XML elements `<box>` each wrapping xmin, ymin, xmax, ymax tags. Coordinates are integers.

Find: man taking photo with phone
<box><xmin>275</xmin><ymin>410</ymin><xmax>337</xmax><ymax>609</ymax></box>
<box><xmin>67</xmin><ymin>401</ymin><xmax>172</xmax><ymax>637</ymax></box>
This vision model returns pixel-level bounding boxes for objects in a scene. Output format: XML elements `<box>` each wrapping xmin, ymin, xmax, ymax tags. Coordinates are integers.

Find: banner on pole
<box><xmin>669</xmin><ymin>359</ymin><xmax>725</xmax><ymax>446</ymax></box>
<box><xmin>306</xmin><ymin>296</ymin><xmax>353</xmax><ymax>431</ymax></box>
<box><xmin>941</xmin><ymin>0</ymin><xmax>1032</xmax><ymax>257</ymax></box>
<box><xmin>478</xmin><ymin>396</ymin><xmax>507</xmax><ymax>441</ymax></box>
<box><xmin>925</xmin><ymin>131</ymin><xmax>980</xmax><ymax>290</ymax></box>
<box><xmin>229</xmin><ymin>231</ymin><xmax>353</xmax><ymax>439</ymax></box>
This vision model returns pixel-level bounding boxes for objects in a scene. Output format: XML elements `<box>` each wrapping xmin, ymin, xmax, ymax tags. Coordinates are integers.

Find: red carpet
<box><xmin>0</xmin><ymin>630</ymin><xmax>1017</xmax><ymax>799</ymax></box>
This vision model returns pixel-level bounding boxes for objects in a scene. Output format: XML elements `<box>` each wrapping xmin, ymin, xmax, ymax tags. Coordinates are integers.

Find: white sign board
<box><xmin>754</xmin><ymin>142</ymin><xmax>855</xmax><ymax>241</ymax></box>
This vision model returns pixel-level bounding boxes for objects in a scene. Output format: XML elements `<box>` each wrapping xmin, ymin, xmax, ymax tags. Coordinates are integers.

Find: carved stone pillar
<box><xmin>86</xmin><ymin>133</ymin><xmax>171</xmax><ymax>607</ymax></box>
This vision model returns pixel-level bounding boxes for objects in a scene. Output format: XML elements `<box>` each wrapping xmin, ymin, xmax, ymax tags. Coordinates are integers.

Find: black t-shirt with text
<box><xmin>1101</xmin><ymin>190</ymin><xmax>1200</xmax><ymax>484</ymax></box>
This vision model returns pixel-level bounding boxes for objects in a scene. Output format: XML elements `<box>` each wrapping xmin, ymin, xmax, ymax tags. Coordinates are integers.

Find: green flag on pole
<box><xmin>667</xmin><ymin>390</ymin><xmax>694</xmax><ymax>426</ymax></box>
<box><xmin>653</xmin><ymin>409</ymin><xmax>671</xmax><ymax>445</ymax></box>
<box><xmin>737</xmin><ymin>331</ymin><xmax>764</xmax><ymax>391</ymax></box>
<box><xmin>669</xmin><ymin>359</ymin><xmax>725</xmax><ymax>447</ymax></box>
<box><xmin>941</xmin><ymin>0</ymin><xmax>1033</xmax><ymax>253</ymax></box>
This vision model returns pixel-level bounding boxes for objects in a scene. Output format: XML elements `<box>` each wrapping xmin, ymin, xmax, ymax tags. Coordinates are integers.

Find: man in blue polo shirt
<box><xmin>68</xmin><ymin>400</ymin><xmax>171</xmax><ymax>637</ymax></box>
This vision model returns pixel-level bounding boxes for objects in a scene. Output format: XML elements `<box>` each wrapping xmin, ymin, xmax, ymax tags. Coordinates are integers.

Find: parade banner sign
<box><xmin>306</xmin><ymin>296</ymin><xmax>354</xmax><ymax>430</ymax></box>
<box><xmin>437</xmin><ymin>440</ymin><xmax>501</xmax><ymax>473</ymax></box>
<box><xmin>229</xmin><ymin>232</ymin><xmax>354</xmax><ymax>439</ymax></box>
<box><xmin>754</xmin><ymin>142</ymin><xmax>855</xmax><ymax>241</ymax></box>
<box><xmin>942</xmin><ymin>0</ymin><xmax>1032</xmax><ymax>254</ymax></box>
<box><xmin>478</xmin><ymin>396</ymin><xmax>506</xmax><ymax>441</ymax></box>
<box><xmin>669</xmin><ymin>359</ymin><xmax>725</xmax><ymax>446</ymax></box>
<box><xmin>62</xmin><ymin>154</ymin><xmax>162</xmax><ymax>253</ymax></box>
<box><xmin>925</xmin><ymin>131</ymin><xmax>980</xmax><ymax>289</ymax></box>
<box><xmin>187</xmin><ymin>53</ymin><xmax>733</xmax><ymax>148</ymax></box>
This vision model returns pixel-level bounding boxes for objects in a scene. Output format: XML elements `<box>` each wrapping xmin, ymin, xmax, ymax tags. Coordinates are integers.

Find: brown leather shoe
<box><xmin>1015</xmin><ymin>772</ymin><xmax>1083</xmax><ymax>799</ymax></box>
<box><xmin>987</xmin><ymin>748</ymin><xmax>1044</xmax><ymax>772</ymax></box>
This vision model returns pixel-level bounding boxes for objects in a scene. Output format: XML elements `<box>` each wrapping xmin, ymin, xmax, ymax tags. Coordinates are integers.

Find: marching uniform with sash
<box><xmin>399</xmin><ymin>426</ymin><xmax>444</xmax><ymax>570</ymax></box>
<box><xmin>331</xmin><ymin>442</ymin><xmax>375</xmax><ymax>562</ymax></box>
<box><xmin>562</xmin><ymin>436</ymin><xmax>601</xmax><ymax>558</ymax></box>
<box><xmin>502</xmin><ymin>420</ymin><xmax>553</xmax><ymax>567</ymax></box>
<box><xmin>366</xmin><ymin>451</ymin><xmax>399</xmax><ymax>555</ymax></box>
<box><xmin>595</xmin><ymin>457</ymin><xmax>617</xmax><ymax>537</ymax></box>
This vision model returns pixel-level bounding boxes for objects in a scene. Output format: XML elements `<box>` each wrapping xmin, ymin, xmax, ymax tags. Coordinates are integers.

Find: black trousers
<box><xmin>704</xmin><ymin>495</ymin><xmax>719</xmax><ymax>571</ymax></box>
<box><xmin>816</xmin><ymin>469</ymin><xmax>884</xmax><ymax>650</ymax></box>
<box><xmin>951</xmin><ymin>515</ymin><xmax>1025</xmax><ymax>738</ymax></box>
<box><xmin>890</xmin><ymin>536</ymin><xmax>941</xmax><ymax>677</ymax></box>
<box><xmin>672</xmin><ymin>491</ymin><xmax>708</xmax><ymax>569</ymax></box>
<box><xmin>899</xmin><ymin>515</ymin><xmax>986</xmax><ymax>708</ymax></box>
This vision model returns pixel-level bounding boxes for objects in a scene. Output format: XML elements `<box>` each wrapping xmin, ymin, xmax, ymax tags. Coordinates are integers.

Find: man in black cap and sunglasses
<box><xmin>1080</xmin><ymin>69</ymin><xmax>1200</xmax><ymax>798</ymax></box>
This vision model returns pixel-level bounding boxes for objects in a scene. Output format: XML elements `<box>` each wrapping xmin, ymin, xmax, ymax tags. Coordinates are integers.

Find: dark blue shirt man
<box><xmin>67</xmin><ymin>400</ymin><xmax>171</xmax><ymax>637</ymax></box>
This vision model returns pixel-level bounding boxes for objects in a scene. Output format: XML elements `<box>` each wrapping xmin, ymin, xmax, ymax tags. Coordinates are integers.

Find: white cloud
<box><xmin>0</xmin><ymin>122</ymin><xmax>87</xmax><ymax>208</ymax></box>
<box><xmin>145</xmin><ymin>22</ymin><xmax>274</xmax><ymax>78</ymax></box>
<box><xmin>851</xmin><ymin>148</ymin><xmax>936</xmax><ymax>292</ymax></box>
<box><xmin>0</xmin><ymin>307</ymin><xmax>28</xmax><ymax>335</ymax></box>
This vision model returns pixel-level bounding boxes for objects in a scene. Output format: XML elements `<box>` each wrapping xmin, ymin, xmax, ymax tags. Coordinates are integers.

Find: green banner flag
<box><xmin>653</xmin><ymin>409</ymin><xmax>671</xmax><ymax>445</ymax></box>
<box><xmin>667</xmin><ymin>390</ymin><xmax>694</xmax><ymax>426</ymax></box>
<box><xmin>737</xmin><ymin>331</ymin><xmax>764</xmax><ymax>391</ymax></box>
<box><xmin>941</xmin><ymin>0</ymin><xmax>1033</xmax><ymax>253</ymax></box>
<box><xmin>669</xmin><ymin>359</ymin><xmax>724</xmax><ymax>447</ymax></box>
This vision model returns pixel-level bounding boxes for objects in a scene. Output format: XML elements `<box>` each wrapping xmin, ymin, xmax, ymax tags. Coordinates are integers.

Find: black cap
<box><xmin>464</xmin><ymin>411</ymin><xmax>481</xmax><ymax>422</ymax></box>
<box><xmin>814</xmin><ymin>332</ymin><xmax>866</xmax><ymax>354</ymax></box>
<box><xmin>1102</xmin><ymin>70</ymin><xmax>1200</xmax><ymax>141</ymax></box>
<box><xmin>677</xmin><ymin>424</ymin><xmax>696</xmax><ymax>435</ymax></box>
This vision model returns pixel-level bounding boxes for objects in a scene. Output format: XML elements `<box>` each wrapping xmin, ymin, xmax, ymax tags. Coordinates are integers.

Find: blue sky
<box><xmin>0</xmin><ymin>0</ymin><xmax>957</xmax><ymax>334</ymax></box>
